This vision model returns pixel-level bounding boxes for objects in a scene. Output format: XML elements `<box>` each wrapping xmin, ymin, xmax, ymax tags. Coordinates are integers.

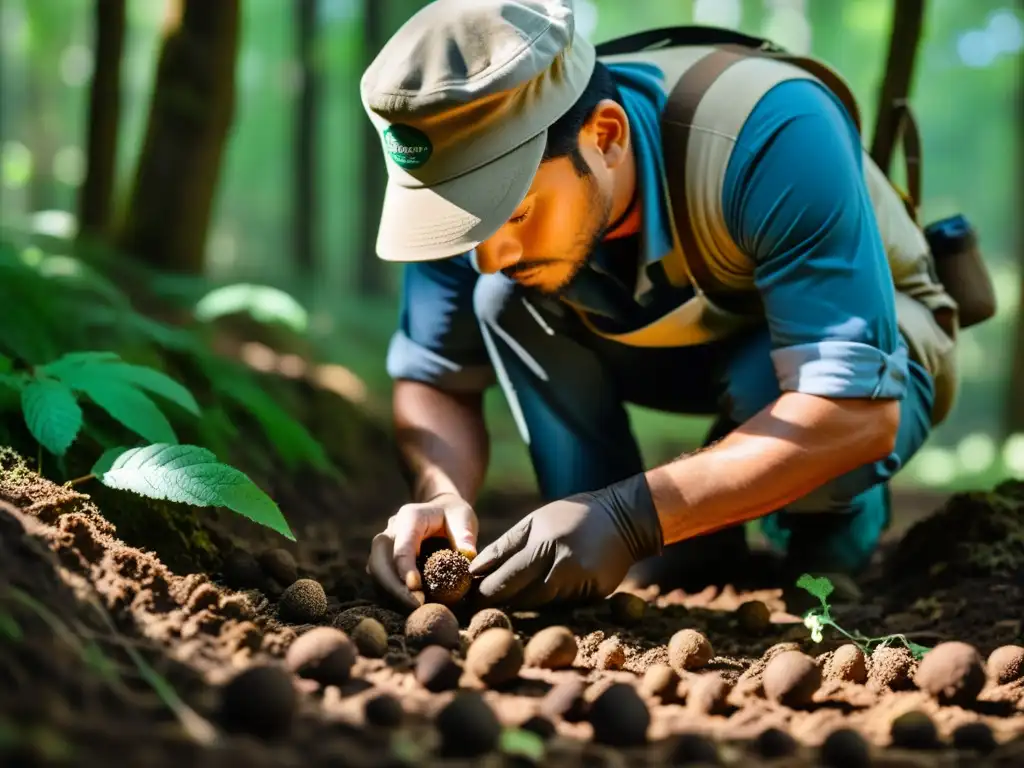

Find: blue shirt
<box><xmin>385</xmin><ymin>64</ymin><xmax>908</xmax><ymax>403</ymax></box>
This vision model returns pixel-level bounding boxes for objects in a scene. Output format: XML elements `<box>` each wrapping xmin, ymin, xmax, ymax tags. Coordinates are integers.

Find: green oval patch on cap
<box><xmin>383</xmin><ymin>124</ymin><xmax>433</xmax><ymax>170</ymax></box>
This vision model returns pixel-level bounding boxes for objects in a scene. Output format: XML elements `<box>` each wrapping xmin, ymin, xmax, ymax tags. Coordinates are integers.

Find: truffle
<box><xmin>736</xmin><ymin>600</ymin><xmax>771</xmax><ymax>634</ymax></box>
<box><xmin>519</xmin><ymin>714</ymin><xmax>556</xmax><ymax>741</ymax></box>
<box><xmin>351</xmin><ymin>618</ymin><xmax>389</xmax><ymax>658</ymax></box>
<box><xmin>222</xmin><ymin>550</ymin><xmax>263</xmax><ymax>589</ymax></box>
<box><xmin>364</xmin><ymin>693</ymin><xmax>404</xmax><ymax>728</ymax></box>
<box><xmin>466</xmin><ymin>608</ymin><xmax>512</xmax><ymax>641</ymax></box>
<box><xmin>687</xmin><ymin>672</ymin><xmax>732</xmax><ymax>715</ymax></box>
<box><xmin>639</xmin><ymin>663</ymin><xmax>680</xmax><ymax>702</ymax></box>
<box><xmin>825</xmin><ymin>644</ymin><xmax>868</xmax><ymax>684</ymax></box>
<box><xmin>219</xmin><ymin>664</ymin><xmax>296</xmax><ymax>738</ymax></box>
<box><xmin>668</xmin><ymin>733</ymin><xmax>719</xmax><ymax>764</ymax></box>
<box><xmin>415</xmin><ymin>645</ymin><xmax>463</xmax><ymax>692</ymax></box>
<box><xmin>587</xmin><ymin>682</ymin><xmax>650</xmax><ymax>747</ymax></box>
<box><xmin>258</xmin><ymin>548</ymin><xmax>298</xmax><ymax>587</ymax></box>
<box><xmin>819</xmin><ymin>728</ymin><xmax>870</xmax><ymax>768</ymax></box>
<box><xmin>524</xmin><ymin>626</ymin><xmax>578</xmax><ymax>669</ymax></box>
<box><xmin>465</xmin><ymin>627</ymin><xmax>524</xmax><ymax>688</ymax></box>
<box><xmin>593</xmin><ymin>636</ymin><xmax>626</xmax><ymax>670</ymax></box>
<box><xmin>405</xmin><ymin>603</ymin><xmax>460</xmax><ymax>650</ymax></box>
<box><xmin>607</xmin><ymin>592</ymin><xmax>646</xmax><ymax>625</ymax></box>
<box><xmin>278</xmin><ymin>578</ymin><xmax>327</xmax><ymax>624</ymax></box>
<box><xmin>951</xmin><ymin>721</ymin><xmax>997</xmax><ymax>753</ymax></box>
<box><xmin>284</xmin><ymin>627</ymin><xmax>357</xmax><ymax>686</ymax></box>
<box><xmin>436</xmin><ymin>691</ymin><xmax>501</xmax><ymax>757</ymax></box>
<box><xmin>890</xmin><ymin>710</ymin><xmax>939</xmax><ymax>750</ymax></box>
<box><xmin>987</xmin><ymin>644</ymin><xmax>1024</xmax><ymax>685</ymax></box>
<box><xmin>667</xmin><ymin>629</ymin><xmax>713</xmax><ymax>672</ymax></box>
<box><xmin>423</xmin><ymin>548</ymin><xmax>472</xmax><ymax>605</ymax></box>
<box><xmin>762</xmin><ymin>651</ymin><xmax>821</xmax><ymax>708</ymax></box>
<box><xmin>754</xmin><ymin>727</ymin><xmax>797</xmax><ymax>759</ymax></box>
<box><xmin>914</xmin><ymin>641</ymin><xmax>986</xmax><ymax>705</ymax></box>
<box><xmin>868</xmin><ymin>646</ymin><xmax>915</xmax><ymax>691</ymax></box>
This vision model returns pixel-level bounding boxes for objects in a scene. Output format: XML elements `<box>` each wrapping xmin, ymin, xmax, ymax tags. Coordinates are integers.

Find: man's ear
<box><xmin>584</xmin><ymin>99</ymin><xmax>630</xmax><ymax>169</ymax></box>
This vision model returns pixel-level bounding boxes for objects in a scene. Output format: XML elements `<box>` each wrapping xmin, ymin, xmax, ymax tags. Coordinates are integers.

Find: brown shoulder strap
<box><xmin>892</xmin><ymin>99</ymin><xmax>922</xmax><ymax>222</ymax></box>
<box><xmin>661</xmin><ymin>48</ymin><xmax>763</xmax><ymax>316</ymax></box>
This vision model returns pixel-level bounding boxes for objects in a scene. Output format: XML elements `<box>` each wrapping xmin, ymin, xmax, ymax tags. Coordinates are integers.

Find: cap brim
<box><xmin>375</xmin><ymin>132</ymin><xmax>546</xmax><ymax>263</ymax></box>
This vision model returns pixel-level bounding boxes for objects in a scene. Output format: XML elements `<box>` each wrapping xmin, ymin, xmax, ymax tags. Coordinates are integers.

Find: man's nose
<box><xmin>475</xmin><ymin>236</ymin><xmax>522</xmax><ymax>274</ymax></box>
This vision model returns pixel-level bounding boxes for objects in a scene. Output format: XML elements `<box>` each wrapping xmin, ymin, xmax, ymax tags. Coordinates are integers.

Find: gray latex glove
<box><xmin>468</xmin><ymin>474</ymin><xmax>663</xmax><ymax>608</ymax></box>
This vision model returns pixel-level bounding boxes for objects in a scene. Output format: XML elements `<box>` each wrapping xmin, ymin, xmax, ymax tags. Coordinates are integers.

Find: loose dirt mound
<box><xmin>2</xmin><ymin>452</ymin><xmax>1024</xmax><ymax>767</ymax></box>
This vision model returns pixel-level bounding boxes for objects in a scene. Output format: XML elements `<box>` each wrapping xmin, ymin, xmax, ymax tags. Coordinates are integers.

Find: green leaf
<box><xmin>98</xmin><ymin>444</ymin><xmax>294</xmax><ymax>540</ymax></box>
<box><xmin>41</xmin><ymin>351</ymin><xmax>122</xmax><ymax>374</ymax></box>
<box><xmin>795</xmin><ymin>573</ymin><xmax>834</xmax><ymax>604</ymax></box>
<box><xmin>0</xmin><ymin>611</ymin><xmax>22</xmax><ymax>642</ymax></box>
<box><xmin>499</xmin><ymin>728</ymin><xmax>545</xmax><ymax>761</ymax></box>
<box><xmin>0</xmin><ymin>353</ymin><xmax>11</xmax><ymax>374</ymax></box>
<box><xmin>75</xmin><ymin>378</ymin><xmax>177</xmax><ymax>444</ymax></box>
<box><xmin>90</xmin><ymin>446</ymin><xmax>131</xmax><ymax>477</ymax></box>
<box><xmin>20</xmin><ymin>378</ymin><xmax>83</xmax><ymax>455</ymax></box>
<box><xmin>0</xmin><ymin>373</ymin><xmax>23</xmax><ymax>392</ymax></box>
<box><xmin>195</xmin><ymin>283</ymin><xmax>309</xmax><ymax>333</ymax></box>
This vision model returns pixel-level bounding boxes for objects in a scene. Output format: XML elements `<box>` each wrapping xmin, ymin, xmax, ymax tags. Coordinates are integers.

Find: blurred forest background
<box><xmin>0</xmin><ymin>0</ymin><xmax>1021</xmax><ymax>497</ymax></box>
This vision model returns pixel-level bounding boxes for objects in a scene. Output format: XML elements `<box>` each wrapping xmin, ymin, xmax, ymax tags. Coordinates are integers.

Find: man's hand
<box><xmin>468</xmin><ymin>474</ymin><xmax>662</xmax><ymax>609</ymax></box>
<box><xmin>367</xmin><ymin>492</ymin><xmax>478</xmax><ymax>609</ymax></box>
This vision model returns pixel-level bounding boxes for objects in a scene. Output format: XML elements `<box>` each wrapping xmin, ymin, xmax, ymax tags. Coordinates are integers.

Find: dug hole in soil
<box><xmin>2</xmin><ymin>446</ymin><xmax>1024</xmax><ymax>767</ymax></box>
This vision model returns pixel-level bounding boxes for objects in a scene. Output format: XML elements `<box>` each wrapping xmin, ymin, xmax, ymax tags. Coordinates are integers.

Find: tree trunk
<box><xmin>294</xmin><ymin>0</ymin><xmax>319</xmax><ymax>275</ymax></box>
<box><xmin>870</xmin><ymin>0</ymin><xmax>925</xmax><ymax>177</ymax></box>
<box><xmin>77</xmin><ymin>0</ymin><xmax>126</xmax><ymax>241</ymax></box>
<box><xmin>117</xmin><ymin>0</ymin><xmax>240</xmax><ymax>274</ymax></box>
<box><xmin>356</xmin><ymin>0</ymin><xmax>390</xmax><ymax>296</ymax></box>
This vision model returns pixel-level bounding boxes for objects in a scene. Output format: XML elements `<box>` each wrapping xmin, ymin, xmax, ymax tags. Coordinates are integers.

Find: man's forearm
<box><xmin>645</xmin><ymin>392</ymin><xmax>900</xmax><ymax>545</ymax></box>
<box><xmin>393</xmin><ymin>379</ymin><xmax>489</xmax><ymax>504</ymax></box>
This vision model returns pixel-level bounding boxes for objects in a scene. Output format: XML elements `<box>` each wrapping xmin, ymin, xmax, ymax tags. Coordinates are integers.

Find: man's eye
<box><xmin>509</xmin><ymin>210</ymin><xmax>530</xmax><ymax>225</ymax></box>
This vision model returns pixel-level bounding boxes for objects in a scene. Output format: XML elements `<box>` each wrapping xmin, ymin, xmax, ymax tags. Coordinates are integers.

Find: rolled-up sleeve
<box><xmin>386</xmin><ymin>255</ymin><xmax>495</xmax><ymax>392</ymax></box>
<box><xmin>723</xmin><ymin>79</ymin><xmax>908</xmax><ymax>400</ymax></box>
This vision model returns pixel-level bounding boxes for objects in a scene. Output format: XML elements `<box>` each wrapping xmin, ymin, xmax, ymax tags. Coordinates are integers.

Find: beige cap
<box><xmin>360</xmin><ymin>0</ymin><xmax>596</xmax><ymax>262</ymax></box>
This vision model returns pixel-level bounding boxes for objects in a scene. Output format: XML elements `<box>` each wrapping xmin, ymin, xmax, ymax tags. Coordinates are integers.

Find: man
<box><xmin>360</xmin><ymin>0</ymin><xmax>959</xmax><ymax>610</ymax></box>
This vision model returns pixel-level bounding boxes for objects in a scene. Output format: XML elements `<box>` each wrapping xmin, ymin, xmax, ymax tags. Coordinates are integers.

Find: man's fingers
<box><xmin>444</xmin><ymin>506</ymin><xmax>478</xmax><ymax>559</ymax></box>
<box><xmin>469</xmin><ymin>517</ymin><xmax>532</xmax><ymax>576</ymax></box>
<box><xmin>476</xmin><ymin>547</ymin><xmax>548</xmax><ymax>606</ymax></box>
<box><xmin>392</xmin><ymin>523</ymin><xmax>424</xmax><ymax>592</ymax></box>
<box><xmin>367</xmin><ymin>532</ymin><xmax>420</xmax><ymax>610</ymax></box>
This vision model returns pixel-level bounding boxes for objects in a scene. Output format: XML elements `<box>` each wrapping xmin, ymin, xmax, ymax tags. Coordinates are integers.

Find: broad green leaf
<box><xmin>0</xmin><ymin>373</ymin><xmax>23</xmax><ymax>392</ymax></box>
<box><xmin>90</xmin><ymin>446</ymin><xmax>131</xmax><ymax>477</ymax></box>
<box><xmin>20</xmin><ymin>378</ymin><xmax>83</xmax><ymax>455</ymax></box>
<box><xmin>499</xmin><ymin>728</ymin><xmax>545</xmax><ymax>761</ymax></box>
<box><xmin>98</xmin><ymin>444</ymin><xmax>294</xmax><ymax>540</ymax></box>
<box><xmin>0</xmin><ymin>353</ymin><xmax>11</xmax><ymax>374</ymax></box>
<box><xmin>75</xmin><ymin>378</ymin><xmax>177</xmax><ymax>444</ymax></box>
<box><xmin>195</xmin><ymin>283</ymin><xmax>309</xmax><ymax>333</ymax></box>
<box><xmin>41</xmin><ymin>351</ymin><xmax>122</xmax><ymax>375</ymax></box>
<box><xmin>49</xmin><ymin>359</ymin><xmax>200</xmax><ymax>417</ymax></box>
<box><xmin>795</xmin><ymin>573</ymin><xmax>834</xmax><ymax>603</ymax></box>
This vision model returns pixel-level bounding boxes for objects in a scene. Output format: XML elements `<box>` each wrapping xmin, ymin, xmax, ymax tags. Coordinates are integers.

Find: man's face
<box><xmin>474</xmin><ymin>103</ymin><xmax>628</xmax><ymax>295</ymax></box>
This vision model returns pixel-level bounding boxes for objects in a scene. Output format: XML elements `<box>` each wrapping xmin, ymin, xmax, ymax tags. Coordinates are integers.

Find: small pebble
<box><xmin>736</xmin><ymin>600</ymin><xmax>771</xmax><ymax>634</ymax></box>
<box><xmin>951</xmin><ymin>721</ymin><xmax>997</xmax><ymax>753</ymax></box>
<box><xmin>278</xmin><ymin>578</ymin><xmax>327</xmax><ymax>624</ymax></box>
<box><xmin>986</xmin><ymin>644</ymin><xmax>1024</xmax><ymax>684</ymax></box>
<box><xmin>594</xmin><ymin>636</ymin><xmax>626</xmax><ymax>670</ymax></box>
<box><xmin>415</xmin><ymin>645</ymin><xmax>462</xmax><ymax>692</ymax></box>
<box><xmin>668</xmin><ymin>733</ymin><xmax>718</xmax><ymax>764</ymax></box>
<box><xmin>825</xmin><ymin>644</ymin><xmax>868</xmax><ymax>684</ymax></box>
<box><xmin>608</xmin><ymin>592</ymin><xmax>646</xmax><ymax>625</ymax></box>
<box><xmin>754</xmin><ymin>727</ymin><xmax>797</xmax><ymax>759</ymax></box>
<box><xmin>763</xmin><ymin>651</ymin><xmax>821</xmax><ymax>708</ymax></box>
<box><xmin>466</xmin><ymin>608</ymin><xmax>512</xmax><ymax>641</ymax></box>
<box><xmin>668</xmin><ymin>629</ymin><xmax>713</xmax><ymax>672</ymax></box>
<box><xmin>687</xmin><ymin>672</ymin><xmax>732</xmax><ymax>715</ymax></box>
<box><xmin>890</xmin><ymin>710</ymin><xmax>939</xmax><ymax>750</ymax></box>
<box><xmin>524</xmin><ymin>626</ymin><xmax>578</xmax><ymax>669</ymax></box>
<box><xmin>350</xmin><ymin>618</ymin><xmax>389</xmax><ymax>658</ymax></box>
<box><xmin>284</xmin><ymin>627</ymin><xmax>356</xmax><ymax>686</ymax></box>
<box><xmin>914</xmin><ymin>641</ymin><xmax>986</xmax><ymax>705</ymax></box>
<box><xmin>219</xmin><ymin>664</ymin><xmax>296</xmax><ymax>738</ymax></box>
<box><xmin>868</xmin><ymin>646</ymin><xmax>915</xmax><ymax>691</ymax></box>
<box><xmin>540</xmin><ymin>678</ymin><xmax>587</xmax><ymax>721</ymax></box>
<box><xmin>639</xmin><ymin>663</ymin><xmax>680</xmax><ymax>701</ymax></box>
<box><xmin>422</xmin><ymin>549</ymin><xmax>472</xmax><ymax>605</ymax></box>
<box><xmin>820</xmin><ymin>728</ymin><xmax>870</xmax><ymax>768</ymax></box>
<box><xmin>258</xmin><ymin>548</ymin><xmax>298</xmax><ymax>587</ymax></box>
<box><xmin>465</xmin><ymin>627</ymin><xmax>523</xmax><ymax>688</ymax></box>
<box><xmin>364</xmin><ymin>693</ymin><xmax>404</xmax><ymax>728</ymax></box>
<box><xmin>436</xmin><ymin>691</ymin><xmax>501</xmax><ymax>757</ymax></box>
<box><xmin>587</xmin><ymin>682</ymin><xmax>649</xmax><ymax>747</ymax></box>
<box><xmin>405</xmin><ymin>603</ymin><xmax>461</xmax><ymax>650</ymax></box>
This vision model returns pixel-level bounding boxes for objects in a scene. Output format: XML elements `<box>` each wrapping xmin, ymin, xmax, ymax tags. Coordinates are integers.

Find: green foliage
<box><xmin>20</xmin><ymin>378</ymin><xmax>82</xmax><ymax>455</ymax></box>
<box><xmin>92</xmin><ymin>444</ymin><xmax>294</xmax><ymax>541</ymax></box>
<box><xmin>195</xmin><ymin>283</ymin><xmax>309</xmax><ymax>333</ymax></box>
<box><xmin>796</xmin><ymin>573</ymin><xmax>931</xmax><ymax>659</ymax></box>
